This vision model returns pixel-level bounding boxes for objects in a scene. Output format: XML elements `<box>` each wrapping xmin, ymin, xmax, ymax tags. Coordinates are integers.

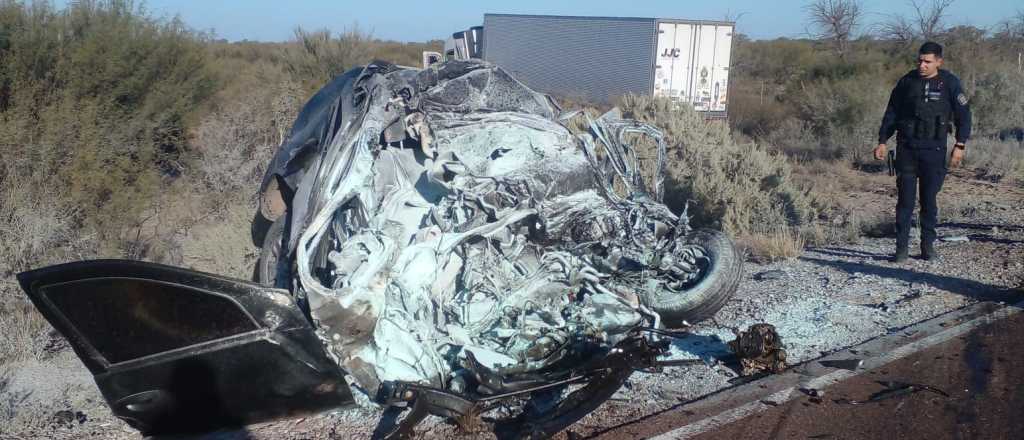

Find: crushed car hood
<box><xmin>284</xmin><ymin>60</ymin><xmax>710</xmax><ymax>398</ymax></box>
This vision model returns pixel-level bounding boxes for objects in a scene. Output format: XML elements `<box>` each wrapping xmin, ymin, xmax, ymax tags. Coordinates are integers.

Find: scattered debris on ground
<box><xmin>728</xmin><ymin>323</ymin><xmax>788</xmax><ymax>376</ymax></box>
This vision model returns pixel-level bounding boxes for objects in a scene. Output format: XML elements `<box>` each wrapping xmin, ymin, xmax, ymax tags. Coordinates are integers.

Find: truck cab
<box><xmin>424</xmin><ymin>26</ymin><xmax>483</xmax><ymax>68</ymax></box>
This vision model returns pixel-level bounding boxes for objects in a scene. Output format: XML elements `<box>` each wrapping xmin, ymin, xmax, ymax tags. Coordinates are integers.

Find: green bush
<box><xmin>279</xmin><ymin>26</ymin><xmax>442</xmax><ymax>96</ymax></box>
<box><xmin>971</xmin><ymin>66</ymin><xmax>1024</xmax><ymax>137</ymax></box>
<box><xmin>616</xmin><ymin>95</ymin><xmax>819</xmax><ymax>236</ymax></box>
<box><xmin>0</xmin><ymin>0</ymin><xmax>216</xmax><ymax>252</ymax></box>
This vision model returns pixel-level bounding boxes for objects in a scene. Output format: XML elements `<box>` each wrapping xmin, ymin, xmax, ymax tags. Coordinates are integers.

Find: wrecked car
<box><xmin>18</xmin><ymin>60</ymin><xmax>743</xmax><ymax>438</ymax></box>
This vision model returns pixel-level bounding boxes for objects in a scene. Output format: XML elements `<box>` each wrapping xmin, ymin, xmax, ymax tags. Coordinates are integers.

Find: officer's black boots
<box><xmin>894</xmin><ymin>245</ymin><xmax>909</xmax><ymax>263</ymax></box>
<box><xmin>921</xmin><ymin>241</ymin><xmax>939</xmax><ymax>261</ymax></box>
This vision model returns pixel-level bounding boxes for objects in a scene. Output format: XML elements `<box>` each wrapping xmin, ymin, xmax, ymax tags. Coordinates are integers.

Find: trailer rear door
<box><xmin>655</xmin><ymin>21</ymin><xmax>732</xmax><ymax>116</ymax></box>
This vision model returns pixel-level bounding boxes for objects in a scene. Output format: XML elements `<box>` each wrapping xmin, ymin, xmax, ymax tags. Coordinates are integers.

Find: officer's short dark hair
<box><xmin>919</xmin><ymin>41</ymin><xmax>943</xmax><ymax>58</ymax></box>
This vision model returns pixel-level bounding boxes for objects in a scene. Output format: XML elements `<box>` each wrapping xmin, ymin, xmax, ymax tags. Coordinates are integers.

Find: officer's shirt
<box><xmin>878</xmin><ymin>69</ymin><xmax>972</xmax><ymax>149</ymax></box>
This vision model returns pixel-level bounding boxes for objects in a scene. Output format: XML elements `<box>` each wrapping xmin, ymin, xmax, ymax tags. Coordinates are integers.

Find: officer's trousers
<box><xmin>895</xmin><ymin>146</ymin><xmax>947</xmax><ymax>249</ymax></box>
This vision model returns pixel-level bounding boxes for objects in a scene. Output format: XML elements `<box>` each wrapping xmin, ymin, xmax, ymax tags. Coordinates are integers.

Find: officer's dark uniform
<box><xmin>878</xmin><ymin>69</ymin><xmax>971</xmax><ymax>256</ymax></box>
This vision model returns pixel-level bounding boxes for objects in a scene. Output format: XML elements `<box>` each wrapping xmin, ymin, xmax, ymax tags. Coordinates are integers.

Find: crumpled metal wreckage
<box><xmin>728</xmin><ymin>323</ymin><xmax>788</xmax><ymax>376</ymax></box>
<box><xmin>18</xmin><ymin>60</ymin><xmax>744</xmax><ymax>439</ymax></box>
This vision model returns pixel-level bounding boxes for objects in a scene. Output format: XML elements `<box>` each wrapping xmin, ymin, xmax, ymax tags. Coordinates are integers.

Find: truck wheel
<box><xmin>256</xmin><ymin>215</ymin><xmax>287</xmax><ymax>287</ymax></box>
<box><xmin>640</xmin><ymin>229</ymin><xmax>743</xmax><ymax>326</ymax></box>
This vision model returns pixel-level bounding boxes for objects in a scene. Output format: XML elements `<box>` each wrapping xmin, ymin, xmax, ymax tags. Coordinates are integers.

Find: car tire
<box><xmin>251</xmin><ymin>210</ymin><xmax>274</xmax><ymax>248</ymax></box>
<box><xmin>256</xmin><ymin>215</ymin><xmax>287</xmax><ymax>287</ymax></box>
<box><xmin>640</xmin><ymin>229</ymin><xmax>743</xmax><ymax>326</ymax></box>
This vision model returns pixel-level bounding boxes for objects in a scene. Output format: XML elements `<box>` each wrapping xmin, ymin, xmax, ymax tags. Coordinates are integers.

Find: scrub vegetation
<box><xmin>0</xmin><ymin>0</ymin><xmax>440</xmax><ymax>372</ymax></box>
<box><xmin>0</xmin><ymin>0</ymin><xmax>1021</xmax><ymax>402</ymax></box>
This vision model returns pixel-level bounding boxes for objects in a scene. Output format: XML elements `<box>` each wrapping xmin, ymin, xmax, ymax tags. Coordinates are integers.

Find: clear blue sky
<box><xmin>67</xmin><ymin>0</ymin><xmax>1022</xmax><ymax>42</ymax></box>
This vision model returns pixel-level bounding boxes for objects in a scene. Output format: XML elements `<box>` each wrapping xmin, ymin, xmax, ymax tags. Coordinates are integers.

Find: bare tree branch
<box><xmin>805</xmin><ymin>0</ymin><xmax>863</xmax><ymax>57</ymax></box>
<box><xmin>875</xmin><ymin>13</ymin><xmax>917</xmax><ymax>46</ymax></box>
<box><xmin>723</xmin><ymin>9</ymin><xmax>749</xmax><ymax>24</ymax></box>
<box><xmin>873</xmin><ymin>0</ymin><xmax>955</xmax><ymax>47</ymax></box>
<box><xmin>911</xmin><ymin>0</ymin><xmax>954</xmax><ymax>40</ymax></box>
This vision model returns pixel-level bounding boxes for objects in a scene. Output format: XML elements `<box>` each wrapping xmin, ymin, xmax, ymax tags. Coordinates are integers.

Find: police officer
<box><xmin>874</xmin><ymin>41</ymin><xmax>971</xmax><ymax>263</ymax></box>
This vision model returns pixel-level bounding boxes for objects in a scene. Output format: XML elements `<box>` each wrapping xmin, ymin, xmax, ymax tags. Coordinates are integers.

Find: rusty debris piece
<box><xmin>728</xmin><ymin>323</ymin><xmax>787</xmax><ymax>375</ymax></box>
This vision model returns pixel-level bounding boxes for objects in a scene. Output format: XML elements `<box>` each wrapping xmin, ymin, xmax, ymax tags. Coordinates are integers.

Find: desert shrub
<box><xmin>0</xmin><ymin>0</ymin><xmax>216</xmax><ymax>253</ymax></box>
<box><xmin>971</xmin><ymin>66</ymin><xmax>1024</xmax><ymax>138</ymax></box>
<box><xmin>964</xmin><ymin>138</ymin><xmax>1024</xmax><ymax>183</ymax></box>
<box><xmin>786</xmin><ymin>72</ymin><xmax>892</xmax><ymax>162</ymax></box>
<box><xmin>616</xmin><ymin>95</ymin><xmax>819</xmax><ymax>237</ymax></box>
<box><xmin>762</xmin><ymin>118</ymin><xmax>822</xmax><ymax>161</ymax></box>
<box><xmin>0</xmin><ymin>171</ymin><xmax>84</xmax><ymax>273</ymax></box>
<box><xmin>0</xmin><ymin>159</ymin><xmax>91</xmax><ymax>364</ymax></box>
<box><xmin>192</xmin><ymin>60</ymin><xmax>303</xmax><ymax>208</ymax></box>
<box><xmin>281</xmin><ymin>26</ymin><xmax>373</xmax><ymax>95</ymax></box>
<box><xmin>279</xmin><ymin>26</ymin><xmax>442</xmax><ymax>96</ymax></box>
<box><xmin>0</xmin><ymin>295</ymin><xmax>49</xmax><ymax>362</ymax></box>
<box><xmin>740</xmin><ymin>226</ymin><xmax>806</xmax><ymax>262</ymax></box>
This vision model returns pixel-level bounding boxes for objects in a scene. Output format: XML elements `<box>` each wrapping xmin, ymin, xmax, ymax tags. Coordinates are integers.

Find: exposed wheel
<box><xmin>640</xmin><ymin>228</ymin><xmax>743</xmax><ymax>326</ymax></box>
<box><xmin>251</xmin><ymin>210</ymin><xmax>274</xmax><ymax>248</ymax></box>
<box><xmin>256</xmin><ymin>215</ymin><xmax>287</xmax><ymax>287</ymax></box>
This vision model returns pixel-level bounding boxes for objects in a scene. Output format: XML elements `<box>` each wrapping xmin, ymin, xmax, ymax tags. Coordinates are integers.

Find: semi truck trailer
<box><xmin>429</xmin><ymin>14</ymin><xmax>735</xmax><ymax>117</ymax></box>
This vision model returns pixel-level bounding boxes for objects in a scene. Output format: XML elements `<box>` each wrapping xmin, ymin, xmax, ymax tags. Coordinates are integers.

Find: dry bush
<box><xmin>192</xmin><ymin>60</ymin><xmax>303</xmax><ymax>209</ymax></box>
<box><xmin>963</xmin><ymin>139</ymin><xmax>1024</xmax><ymax>183</ymax></box>
<box><xmin>0</xmin><ymin>178</ymin><xmax>81</xmax><ymax>273</ymax></box>
<box><xmin>0</xmin><ymin>0</ymin><xmax>217</xmax><ymax>255</ymax></box>
<box><xmin>800</xmin><ymin>210</ymin><xmax>889</xmax><ymax>247</ymax></box>
<box><xmin>799</xmin><ymin>222</ymin><xmax>848</xmax><ymax>247</ymax></box>
<box><xmin>788</xmin><ymin>73</ymin><xmax>892</xmax><ymax>162</ymax></box>
<box><xmin>278</xmin><ymin>26</ymin><xmax>441</xmax><ymax>96</ymax></box>
<box><xmin>0</xmin><ymin>163</ymin><xmax>94</xmax><ymax>363</ymax></box>
<box><xmin>615</xmin><ymin>95</ymin><xmax>820</xmax><ymax>237</ymax></box>
<box><xmin>941</xmin><ymin>193</ymin><xmax>986</xmax><ymax>219</ymax></box>
<box><xmin>857</xmin><ymin>212</ymin><xmax>895</xmax><ymax>238</ymax></box>
<box><xmin>0</xmin><ymin>294</ymin><xmax>50</xmax><ymax>363</ymax></box>
<box><xmin>762</xmin><ymin>118</ymin><xmax>823</xmax><ymax>161</ymax></box>
<box><xmin>740</xmin><ymin>227</ymin><xmax>807</xmax><ymax>263</ymax></box>
<box><xmin>282</xmin><ymin>26</ymin><xmax>373</xmax><ymax>95</ymax></box>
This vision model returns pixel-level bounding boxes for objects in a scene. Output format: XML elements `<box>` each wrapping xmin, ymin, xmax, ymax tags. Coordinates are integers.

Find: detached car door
<box><xmin>17</xmin><ymin>259</ymin><xmax>355</xmax><ymax>435</ymax></box>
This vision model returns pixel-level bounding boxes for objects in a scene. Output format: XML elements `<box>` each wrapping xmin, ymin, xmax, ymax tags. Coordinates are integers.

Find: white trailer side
<box><xmin>480</xmin><ymin>14</ymin><xmax>734</xmax><ymax>117</ymax></box>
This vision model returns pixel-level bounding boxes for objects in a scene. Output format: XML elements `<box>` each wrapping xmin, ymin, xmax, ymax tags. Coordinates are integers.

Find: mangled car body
<box><xmin>18</xmin><ymin>60</ymin><xmax>742</xmax><ymax>438</ymax></box>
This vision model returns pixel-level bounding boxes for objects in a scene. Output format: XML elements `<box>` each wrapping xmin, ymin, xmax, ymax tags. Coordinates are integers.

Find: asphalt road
<box><xmin>596</xmin><ymin>303</ymin><xmax>1024</xmax><ymax>440</ymax></box>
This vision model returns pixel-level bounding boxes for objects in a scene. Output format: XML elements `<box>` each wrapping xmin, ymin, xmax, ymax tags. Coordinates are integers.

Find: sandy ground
<box><xmin>1</xmin><ymin>170</ymin><xmax>1021</xmax><ymax>440</ymax></box>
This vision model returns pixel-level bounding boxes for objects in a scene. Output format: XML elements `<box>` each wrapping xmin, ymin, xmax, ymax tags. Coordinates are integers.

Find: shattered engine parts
<box><xmin>255</xmin><ymin>59</ymin><xmax>744</xmax><ymax>435</ymax></box>
<box><xmin>728</xmin><ymin>323</ymin><xmax>788</xmax><ymax>376</ymax></box>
